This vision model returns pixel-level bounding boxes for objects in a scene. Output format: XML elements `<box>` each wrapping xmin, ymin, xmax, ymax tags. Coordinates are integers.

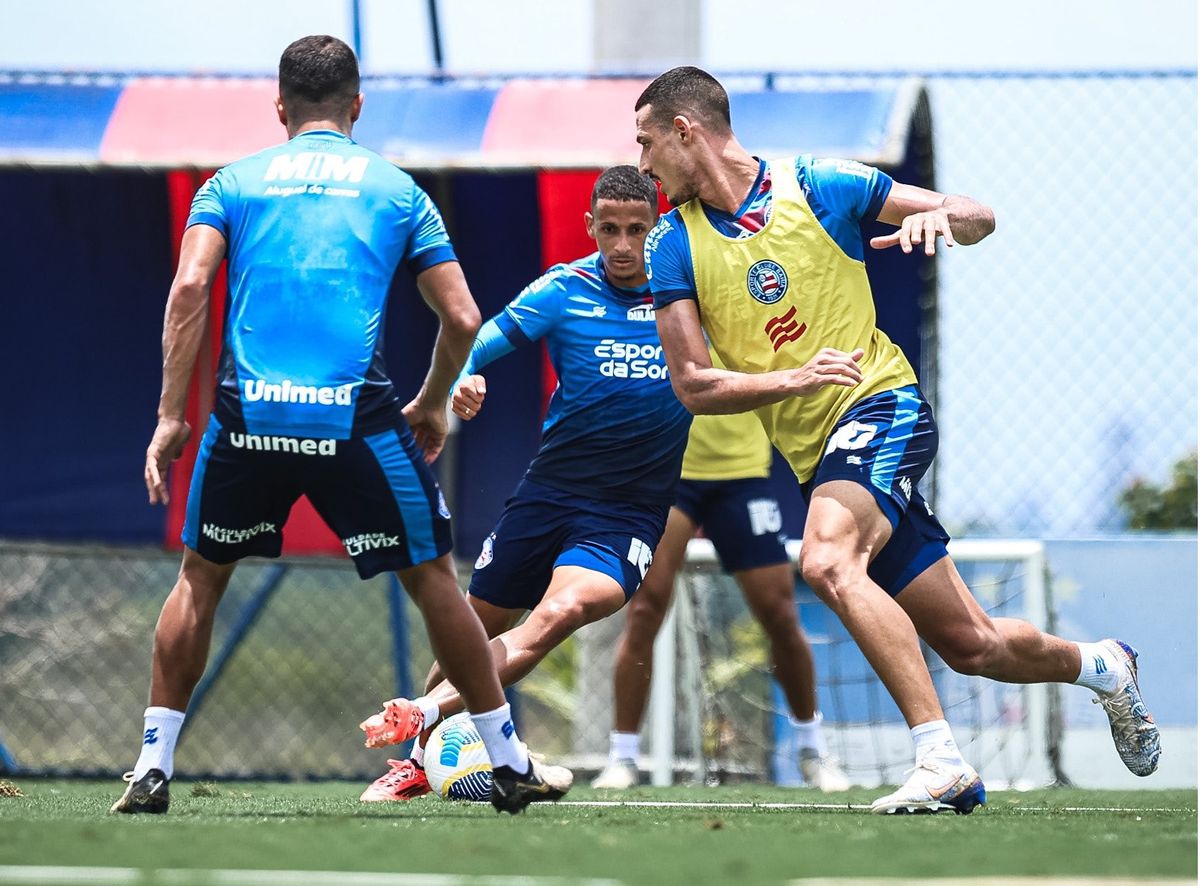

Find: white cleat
<box><xmin>799</xmin><ymin>751</ymin><xmax>852</xmax><ymax>793</ymax></box>
<box><xmin>1094</xmin><ymin>639</ymin><xmax>1161</xmax><ymax>776</ymax></box>
<box><xmin>870</xmin><ymin>756</ymin><xmax>986</xmax><ymax>815</ymax></box>
<box><xmin>590</xmin><ymin>759</ymin><xmax>639</xmax><ymax>790</ymax></box>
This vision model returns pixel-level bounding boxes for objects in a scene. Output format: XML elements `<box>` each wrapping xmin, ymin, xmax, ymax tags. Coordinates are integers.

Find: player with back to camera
<box><xmin>633</xmin><ymin>66</ymin><xmax>1160</xmax><ymax>814</ymax></box>
<box><xmin>111</xmin><ymin>34</ymin><xmax>569</xmax><ymax>816</ymax></box>
<box><xmin>592</xmin><ymin>402</ymin><xmax>849</xmax><ymax>792</ymax></box>
<box><xmin>355</xmin><ymin>165</ymin><xmax>856</xmax><ymax>801</ymax></box>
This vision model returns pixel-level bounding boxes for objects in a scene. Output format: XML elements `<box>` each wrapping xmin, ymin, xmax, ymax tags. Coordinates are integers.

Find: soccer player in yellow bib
<box><xmin>593</xmin><ymin>356</ymin><xmax>849</xmax><ymax>792</ymax></box>
<box><xmin>633</xmin><ymin>67</ymin><xmax>1161</xmax><ymax>814</ymax></box>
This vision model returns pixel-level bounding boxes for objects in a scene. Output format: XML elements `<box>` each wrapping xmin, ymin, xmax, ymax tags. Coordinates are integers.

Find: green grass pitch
<box><xmin>0</xmin><ymin>780</ymin><xmax>1194</xmax><ymax>884</ymax></box>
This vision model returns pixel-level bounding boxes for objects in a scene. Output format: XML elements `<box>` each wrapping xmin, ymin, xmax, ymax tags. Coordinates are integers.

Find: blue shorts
<box><xmin>803</xmin><ymin>386</ymin><xmax>950</xmax><ymax>596</ymax></box>
<box><xmin>468</xmin><ymin>478</ymin><xmax>670</xmax><ymax>611</ymax></box>
<box><xmin>675</xmin><ymin>477</ymin><xmax>790</xmax><ymax>573</ymax></box>
<box><xmin>181</xmin><ymin>414</ymin><xmax>453</xmax><ymax>579</ymax></box>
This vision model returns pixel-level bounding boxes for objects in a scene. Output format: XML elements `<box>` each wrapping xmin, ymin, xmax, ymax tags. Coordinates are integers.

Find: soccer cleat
<box><xmin>360</xmin><ymin>698</ymin><xmax>426</xmax><ymax>749</ymax></box>
<box><xmin>590</xmin><ymin>759</ymin><xmax>639</xmax><ymax>790</ymax></box>
<box><xmin>799</xmin><ymin>751</ymin><xmax>852</xmax><ymax>793</ymax></box>
<box><xmin>359</xmin><ymin>758</ymin><xmax>432</xmax><ymax>802</ymax></box>
<box><xmin>1093</xmin><ymin>639</ymin><xmax>1161</xmax><ymax>777</ymax></box>
<box><xmin>490</xmin><ymin>755</ymin><xmax>573</xmax><ymax>814</ymax></box>
<box><xmin>109</xmin><ymin>768</ymin><xmax>170</xmax><ymax>814</ymax></box>
<box><xmin>869</xmin><ymin>756</ymin><xmax>985</xmax><ymax>815</ymax></box>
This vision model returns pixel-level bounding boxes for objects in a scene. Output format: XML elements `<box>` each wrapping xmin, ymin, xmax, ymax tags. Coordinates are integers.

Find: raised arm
<box><xmin>872</xmin><ymin>182</ymin><xmax>995</xmax><ymax>255</ymax></box>
<box><xmin>145</xmin><ymin>224</ymin><xmax>226</xmax><ymax>504</ymax></box>
<box><xmin>655</xmin><ymin>299</ymin><xmax>864</xmax><ymax>415</ymax></box>
<box><xmin>407</xmin><ymin>260</ymin><xmax>482</xmax><ymax>462</ymax></box>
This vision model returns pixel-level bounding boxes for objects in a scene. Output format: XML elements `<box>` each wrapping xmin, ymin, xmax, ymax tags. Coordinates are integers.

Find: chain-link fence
<box><xmin>928</xmin><ymin>73</ymin><xmax>1197</xmax><ymax>535</ymax></box>
<box><xmin>0</xmin><ymin>542</ymin><xmax>576</xmax><ymax>779</ymax></box>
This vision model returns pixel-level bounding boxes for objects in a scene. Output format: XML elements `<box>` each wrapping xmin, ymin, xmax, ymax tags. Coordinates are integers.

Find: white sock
<box><xmin>910</xmin><ymin>719</ymin><xmax>963</xmax><ymax>766</ymax></box>
<box><xmin>411</xmin><ymin>737</ymin><xmax>425</xmax><ymax>768</ymax></box>
<box><xmin>470</xmin><ymin>703</ymin><xmax>530</xmax><ymax>773</ymax></box>
<box><xmin>790</xmin><ymin>712</ymin><xmax>828</xmax><ymax>757</ymax></box>
<box><xmin>609</xmin><ymin>731</ymin><xmax>639</xmax><ymax>764</ymax></box>
<box><xmin>133</xmin><ymin>707</ymin><xmax>186</xmax><ymax>779</ymax></box>
<box><xmin>1073</xmin><ymin>641</ymin><xmax>1120</xmax><ymax>694</ymax></box>
<box><xmin>414</xmin><ymin>696</ymin><xmax>443</xmax><ymax>732</ymax></box>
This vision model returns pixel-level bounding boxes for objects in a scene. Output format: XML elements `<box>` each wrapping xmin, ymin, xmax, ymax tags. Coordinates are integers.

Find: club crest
<box><xmin>746</xmin><ymin>260</ymin><xmax>788</xmax><ymax>304</ymax></box>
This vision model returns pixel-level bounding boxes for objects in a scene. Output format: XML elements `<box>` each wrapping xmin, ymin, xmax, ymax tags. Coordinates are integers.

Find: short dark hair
<box><xmin>279</xmin><ymin>35</ymin><xmax>360</xmax><ymax>114</ymax></box>
<box><xmin>635</xmin><ymin>66</ymin><xmax>731</xmax><ymax>132</ymax></box>
<box><xmin>591</xmin><ymin>165</ymin><xmax>659</xmax><ymax>211</ymax></box>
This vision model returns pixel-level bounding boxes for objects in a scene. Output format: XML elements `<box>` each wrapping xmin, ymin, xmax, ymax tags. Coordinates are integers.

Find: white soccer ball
<box><xmin>424</xmin><ymin>712</ymin><xmax>493</xmax><ymax>801</ymax></box>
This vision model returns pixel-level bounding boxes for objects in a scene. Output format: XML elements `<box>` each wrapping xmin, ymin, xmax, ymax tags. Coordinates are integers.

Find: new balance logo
<box><xmin>143</xmin><ymin>728</ymin><xmax>159</xmax><ymax>745</ymax></box>
<box><xmin>764</xmin><ymin>306</ymin><xmax>807</xmax><ymax>352</ymax></box>
<box><xmin>627</xmin><ymin>538</ymin><xmax>653</xmax><ymax>580</ymax></box>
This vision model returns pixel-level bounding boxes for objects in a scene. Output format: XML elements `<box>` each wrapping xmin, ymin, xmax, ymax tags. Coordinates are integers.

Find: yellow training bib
<box><xmin>678</xmin><ymin>158</ymin><xmax>916</xmax><ymax>483</ymax></box>
<box><xmin>681</xmin><ymin>350</ymin><xmax>773</xmax><ymax>481</ymax></box>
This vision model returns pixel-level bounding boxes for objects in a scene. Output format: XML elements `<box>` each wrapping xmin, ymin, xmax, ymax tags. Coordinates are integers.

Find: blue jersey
<box><xmin>463</xmin><ymin>253</ymin><xmax>692</xmax><ymax>506</ymax></box>
<box><xmin>646</xmin><ymin>155</ymin><xmax>892</xmax><ymax>308</ymax></box>
<box><xmin>187</xmin><ymin>129</ymin><xmax>457</xmax><ymax>439</ymax></box>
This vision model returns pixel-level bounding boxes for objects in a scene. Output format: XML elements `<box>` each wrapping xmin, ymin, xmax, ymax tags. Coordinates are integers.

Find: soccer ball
<box><xmin>424</xmin><ymin>712</ymin><xmax>493</xmax><ymax>801</ymax></box>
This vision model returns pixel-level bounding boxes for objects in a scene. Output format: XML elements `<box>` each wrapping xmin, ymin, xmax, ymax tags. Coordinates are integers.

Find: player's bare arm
<box><xmin>407</xmin><ymin>260</ymin><xmax>482</xmax><ymax>462</ymax></box>
<box><xmin>145</xmin><ymin>223</ymin><xmax>226</xmax><ymax>505</ymax></box>
<box><xmin>872</xmin><ymin>182</ymin><xmax>996</xmax><ymax>255</ymax></box>
<box><xmin>452</xmin><ymin>374</ymin><xmax>487</xmax><ymax>420</ymax></box>
<box><xmin>656</xmin><ymin>299</ymin><xmax>864</xmax><ymax>414</ymax></box>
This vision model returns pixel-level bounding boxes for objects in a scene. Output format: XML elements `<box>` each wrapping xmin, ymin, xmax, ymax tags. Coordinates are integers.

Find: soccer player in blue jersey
<box><xmin>357</xmin><ymin>166</ymin><xmax>854</xmax><ymax>801</ymax></box>
<box><xmin>111</xmin><ymin>35</ymin><xmax>569</xmax><ymax>816</ymax></box>
<box><xmin>633</xmin><ymin>67</ymin><xmax>1160</xmax><ymax>813</ymax></box>
<box><xmin>355</xmin><ymin>165</ymin><xmax>684</xmax><ymax>800</ymax></box>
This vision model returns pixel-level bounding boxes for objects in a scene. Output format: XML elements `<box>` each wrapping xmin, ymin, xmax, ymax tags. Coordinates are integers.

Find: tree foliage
<box><xmin>1118</xmin><ymin>450</ymin><xmax>1197</xmax><ymax>530</ymax></box>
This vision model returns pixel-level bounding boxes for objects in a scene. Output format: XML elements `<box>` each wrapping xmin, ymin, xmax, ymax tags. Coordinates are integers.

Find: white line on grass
<box><xmin>0</xmin><ymin>871</ymin><xmax>1191</xmax><ymax>886</ymax></box>
<box><xmin>0</xmin><ymin>868</ymin><xmax>619</xmax><ymax>886</ymax></box>
<box><xmin>560</xmin><ymin>800</ymin><xmax>1195</xmax><ymax>814</ymax></box>
<box><xmin>790</xmin><ymin>880</ymin><xmax>1195</xmax><ymax>885</ymax></box>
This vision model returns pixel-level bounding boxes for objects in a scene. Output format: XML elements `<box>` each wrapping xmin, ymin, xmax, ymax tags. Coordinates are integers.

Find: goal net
<box><xmin>570</xmin><ymin>538</ymin><xmax>1061</xmax><ymax>790</ymax></box>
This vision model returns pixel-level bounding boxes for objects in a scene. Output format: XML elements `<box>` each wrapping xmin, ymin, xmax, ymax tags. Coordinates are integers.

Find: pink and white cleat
<box><xmin>359</xmin><ymin>698</ymin><xmax>426</xmax><ymax>749</ymax></box>
<box><xmin>359</xmin><ymin>758</ymin><xmax>432</xmax><ymax>802</ymax></box>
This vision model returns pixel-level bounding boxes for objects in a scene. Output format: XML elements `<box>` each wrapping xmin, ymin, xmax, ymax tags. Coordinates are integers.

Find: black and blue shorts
<box><xmin>468</xmin><ymin>478</ymin><xmax>670</xmax><ymax>611</ymax></box>
<box><xmin>181</xmin><ymin>414</ymin><xmax>453</xmax><ymax>578</ymax></box>
<box><xmin>675</xmin><ymin>476</ymin><xmax>790</xmax><ymax>573</ymax></box>
<box><xmin>803</xmin><ymin>385</ymin><xmax>951</xmax><ymax>597</ymax></box>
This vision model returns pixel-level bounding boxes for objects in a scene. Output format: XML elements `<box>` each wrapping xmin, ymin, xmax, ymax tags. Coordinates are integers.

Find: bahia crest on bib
<box><xmin>678</xmin><ymin>158</ymin><xmax>916</xmax><ymax>483</ymax></box>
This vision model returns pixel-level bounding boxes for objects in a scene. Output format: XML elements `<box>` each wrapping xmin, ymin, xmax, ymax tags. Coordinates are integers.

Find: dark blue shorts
<box><xmin>675</xmin><ymin>477</ymin><xmax>790</xmax><ymax>573</ymax></box>
<box><xmin>181</xmin><ymin>414</ymin><xmax>453</xmax><ymax>579</ymax></box>
<box><xmin>803</xmin><ymin>386</ymin><xmax>950</xmax><ymax>596</ymax></box>
<box><xmin>468</xmin><ymin>478</ymin><xmax>670</xmax><ymax>611</ymax></box>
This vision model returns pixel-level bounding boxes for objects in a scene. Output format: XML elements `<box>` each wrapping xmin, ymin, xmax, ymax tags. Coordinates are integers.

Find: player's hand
<box><xmin>403</xmin><ymin>398</ymin><xmax>449</xmax><ymax>464</ymax></box>
<box><xmin>870</xmin><ymin>207</ymin><xmax>957</xmax><ymax>256</ymax></box>
<box><xmin>788</xmin><ymin>348</ymin><xmax>864</xmax><ymax>395</ymax></box>
<box><xmin>145</xmin><ymin>417</ymin><xmax>191</xmax><ymax>505</ymax></box>
<box><xmin>452</xmin><ymin>375</ymin><xmax>487</xmax><ymax>422</ymax></box>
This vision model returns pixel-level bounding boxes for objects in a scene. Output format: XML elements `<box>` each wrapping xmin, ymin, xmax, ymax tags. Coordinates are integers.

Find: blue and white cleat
<box><xmin>1094</xmin><ymin>639</ymin><xmax>1161</xmax><ymax>777</ymax></box>
<box><xmin>870</xmin><ymin>757</ymin><xmax>986</xmax><ymax>815</ymax></box>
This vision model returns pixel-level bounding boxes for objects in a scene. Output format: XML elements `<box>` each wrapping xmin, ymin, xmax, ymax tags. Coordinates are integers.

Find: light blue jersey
<box><xmin>187</xmin><ymin>129</ymin><xmax>456</xmax><ymax>439</ymax></box>
<box><xmin>463</xmin><ymin>253</ymin><xmax>692</xmax><ymax>505</ymax></box>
